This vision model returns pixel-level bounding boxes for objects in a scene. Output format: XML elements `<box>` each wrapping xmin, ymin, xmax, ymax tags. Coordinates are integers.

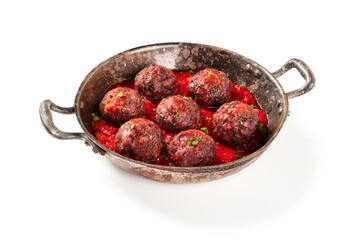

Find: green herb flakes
<box><xmin>236</xmin><ymin>146</ymin><xmax>244</xmax><ymax>153</ymax></box>
<box><xmin>234</xmin><ymin>153</ymin><xmax>243</xmax><ymax>159</ymax></box>
<box><xmin>145</xmin><ymin>82</ymin><xmax>153</xmax><ymax>91</ymax></box>
<box><xmin>258</xmin><ymin>123</ymin><xmax>266</xmax><ymax>132</ymax></box>
<box><xmin>130</xmin><ymin>123</ymin><xmax>135</xmax><ymax>129</ymax></box>
<box><xmin>91</xmin><ymin>113</ymin><xmax>100</xmax><ymax>121</ymax></box>
<box><xmin>187</xmin><ymin>140</ymin><xmax>197</xmax><ymax>147</ymax></box>
<box><xmin>200</xmin><ymin>127</ymin><xmax>209</xmax><ymax>134</ymax></box>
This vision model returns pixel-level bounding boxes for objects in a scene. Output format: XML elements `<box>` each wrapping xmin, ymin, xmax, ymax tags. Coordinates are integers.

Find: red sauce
<box><xmin>92</xmin><ymin>70</ymin><xmax>268</xmax><ymax>166</ymax></box>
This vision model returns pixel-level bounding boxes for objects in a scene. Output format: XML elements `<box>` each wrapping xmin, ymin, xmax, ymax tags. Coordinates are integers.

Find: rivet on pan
<box><xmin>254</xmin><ymin>69</ymin><xmax>261</xmax><ymax>78</ymax></box>
<box><xmin>245</xmin><ymin>63</ymin><xmax>252</xmax><ymax>72</ymax></box>
<box><xmin>277</xmin><ymin>102</ymin><xmax>283</xmax><ymax>113</ymax></box>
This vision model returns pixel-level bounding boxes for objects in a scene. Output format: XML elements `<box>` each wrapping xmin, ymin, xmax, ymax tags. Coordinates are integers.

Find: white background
<box><xmin>1</xmin><ymin>1</ymin><xmax>359</xmax><ymax>239</ymax></box>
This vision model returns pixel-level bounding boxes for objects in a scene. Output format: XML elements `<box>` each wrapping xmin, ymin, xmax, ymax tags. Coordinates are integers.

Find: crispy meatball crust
<box><xmin>168</xmin><ymin>130</ymin><xmax>215</xmax><ymax>167</ymax></box>
<box><xmin>212</xmin><ymin>101</ymin><xmax>259</xmax><ymax>146</ymax></box>
<box><xmin>134</xmin><ymin>65</ymin><xmax>178</xmax><ymax>102</ymax></box>
<box><xmin>99</xmin><ymin>87</ymin><xmax>145</xmax><ymax>126</ymax></box>
<box><xmin>188</xmin><ymin>68</ymin><xmax>232</xmax><ymax>107</ymax></box>
<box><xmin>155</xmin><ymin>95</ymin><xmax>201</xmax><ymax>133</ymax></box>
<box><xmin>114</xmin><ymin>118</ymin><xmax>165</xmax><ymax>162</ymax></box>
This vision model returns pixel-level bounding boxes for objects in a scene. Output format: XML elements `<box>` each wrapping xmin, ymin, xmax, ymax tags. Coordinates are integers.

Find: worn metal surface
<box><xmin>40</xmin><ymin>42</ymin><xmax>315</xmax><ymax>183</ymax></box>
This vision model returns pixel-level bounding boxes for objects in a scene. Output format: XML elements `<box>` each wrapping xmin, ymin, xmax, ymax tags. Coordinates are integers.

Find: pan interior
<box><xmin>75</xmin><ymin>42</ymin><xmax>288</xmax><ymax>155</ymax></box>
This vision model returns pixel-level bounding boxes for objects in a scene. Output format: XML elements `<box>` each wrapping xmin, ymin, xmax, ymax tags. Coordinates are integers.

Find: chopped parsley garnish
<box><xmin>188</xmin><ymin>135</ymin><xmax>202</xmax><ymax>147</ymax></box>
<box><xmin>109</xmin><ymin>91</ymin><xmax>113</xmax><ymax>97</ymax></box>
<box><xmin>258</xmin><ymin>123</ymin><xmax>266</xmax><ymax>132</ymax></box>
<box><xmin>232</xmin><ymin>130</ymin><xmax>237</xmax><ymax>144</ymax></box>
<box><xmin>182</xmin><ymin>96</ymin><xmax>189</xmax><ymax>100</ymax></box>
<box><xmin>204</xmin><ymin>117</ymin><xmax>212</xmax><ymax>121</ymax></box>
<box><xmin>152</xmin><ymin>108</ymin><xmax>156</xmax><ymax>112</ymax></box>
<box><xmin>175</xmin><ymin>111</ymin><xmax>179</xmax><ymax>115</ymax></box>
<box><xmin>234</xmin><ymin>153</ymin><xmax>243</xmax><ymax>159</ymax></box>
<box><xmin>240</xmin><ymin>121</ymin><xmax>244</xmax><ymax>127</ymax></box>
<box><xmin>226</xmin><ymin>72</ymin><xmax>230</xmax><ymax>77</ymax></box>
<box><xmin>145</xmin><ymin>82</ymin><xmax>153</xmax><ymax>91</ymax></box>
<box><xmin>209</xmin><ymin>71</ymin><xmax>214</xmax><ymax>76</ymax></box>
<box><xmin>130</xmin><ymin>123</ymin><xmax>135</xmax><ymax>129</ymax></box>
<box><xmin>236</xmin><ymin>146</ymin><xmax>244</xmax><ymax>153</ymax></box>
<box><xmin>91</xmin><ymin>113</ymin><xmax>100</xmax><ymax>121</ymax></box>
<box><xmin>173</xmin><ymin>123</ymin><xmax>176</xmax><ymax>126</ymax></box>
<box><xmin>190</xmin><ymin>70</ymin><xmax>196</xmax><ymax>76</ymax></box>
<box><xmin>200</xmin><ymin>127</ymin><xmax>209</xmax><ymax>134</ymax></box>
<box><xmin>251</xmin><ymin>104</ymin><xmax>256</xmax><ymax>108</ymax></box>
<box><xmin>227</xmin><ymin>110</ymin><xmax>232</xmax><ymax>113</ymax></box>
<box><xmin>187</xmin><ymin>140</ymin><xmax>197</xmax><ymax>147</ymax></box>
<box><xmin>118</xmin><ymin>91</ymin><xmax>123</xmax><ymax>97</ymax></box>
<box><xmin>194</xmin><ymin>94</ymin><xmax>200</xmax><ymax>99</ymax></box>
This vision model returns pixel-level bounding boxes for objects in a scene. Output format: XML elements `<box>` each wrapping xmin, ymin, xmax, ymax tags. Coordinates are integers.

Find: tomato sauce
<box><xmin>92</xmin><ymin>70</ymin><xmax>268</xmax><ymax>166</ymax></box>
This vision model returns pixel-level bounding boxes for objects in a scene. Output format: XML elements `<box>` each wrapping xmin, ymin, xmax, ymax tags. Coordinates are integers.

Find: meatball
<box><xmin>155</xmin><ymin>95</ymin><xmax>201</xmax><ymax>132</ymax></box>
<box><xmin>134</xmin><ymin>65</ymin><xmax>179</xmax><ymax>102</ymax></box>
<box><xmin>188</xmin><ymin>68</ymin><xmax>232</xmax><ymax>107</ymax></box>
<box><xmin>114</xmin><ymin>118</ymin><xmax>165</xmax><ymax>162</ymax></box>
<box><xmin>99</xmin><ymin>87</ymin><xmax>145</xmax><ymax>126</ymax></box>
<box><xmin>212</xmin><ymin>101</ymin><xmax>259</xmax><ymax>147</ymax></box>
<box><xmin>168</xmin><ymin>130</ymin><xmax>215</xmax><ymax>167</ymax></box>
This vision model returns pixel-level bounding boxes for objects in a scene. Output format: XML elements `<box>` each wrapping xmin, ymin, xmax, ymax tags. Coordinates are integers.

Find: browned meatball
<box><xmin>134</xmin><ymin>65</ymin><xmax>178</xmax><ymax>102</ymax></box>
<box><xmin>99</xmin><ymin>87</ymin><xmax>145</xmax><ymax>126</ymax></box>
<box><xmin>212</xmin><ymin>101</ymin><xmax>259</xmax><ymax>147</ymax></box>
<box><xmin>168</xmin><ymin>130</ymin><xmax>215</xmax><ymax>167</ymax></box>
<box><xmin>114</xmin><ymin>119</ymin><xmax>165</xmax><ymax>162</ymax></box>
<box><xmin>155</xmin><ymin>95</ymin><xmax>201</xmax><ymax>133</ymax></box>
<box><xmin>188</xmin><ymin>68</ymin><xmax>232</xmax><ymax>107</ymax></box>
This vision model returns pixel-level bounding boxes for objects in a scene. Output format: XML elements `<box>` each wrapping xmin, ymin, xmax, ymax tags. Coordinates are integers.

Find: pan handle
<box><xmin>272</xmin><ymin>58</ymin><xmax>315</xmax><ymax>99</ymax></box>
<box><xmin>39</xmin><ymin>99</ymin><xmax>105</xmax><ymax>155</ymax></box>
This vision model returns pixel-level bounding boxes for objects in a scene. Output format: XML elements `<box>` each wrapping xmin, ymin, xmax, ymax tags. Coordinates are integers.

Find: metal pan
<box><xmin>39</xmin><ymin>42</ymin><xmax>315</xmax><ymax>183</ymax></box>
